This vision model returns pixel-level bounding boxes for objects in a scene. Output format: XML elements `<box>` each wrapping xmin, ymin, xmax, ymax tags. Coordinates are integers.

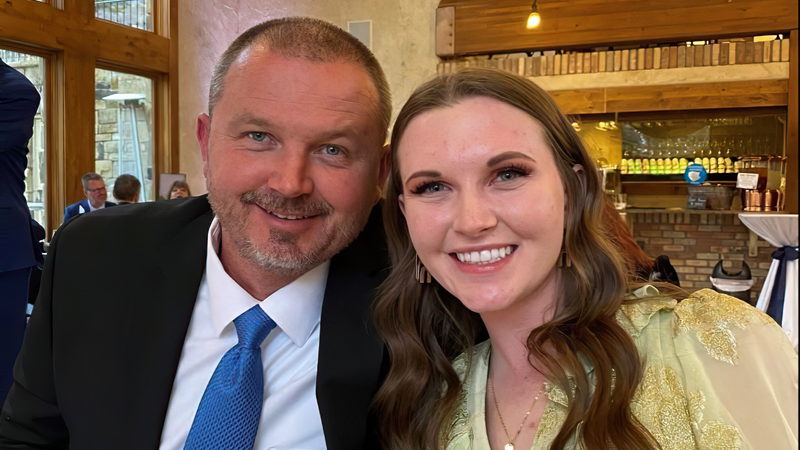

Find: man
<box><xmin>62</xmin><ymin>172</ymin><xmax>117</xmax><ymax>223</ymax></box>
<box><xmin>112</xmin><ymin>174</ymin><xmax>141</xmax><ymax>205</ymax></box>
<box><xmin>1</xmin><ymin>17</ymin><xmax>391</xmax><ymax>449</ymax></box>
<box><xmin>0</xmin><ymin>58</ymin><xmax>43</xmax><ymax>406</ymax></box>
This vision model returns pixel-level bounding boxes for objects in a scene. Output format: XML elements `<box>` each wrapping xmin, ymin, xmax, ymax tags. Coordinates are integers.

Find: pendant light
<box><xmin>526</xmin><ymin>1</ymin><xmax>541</xmax><ymax>29</ymax></box>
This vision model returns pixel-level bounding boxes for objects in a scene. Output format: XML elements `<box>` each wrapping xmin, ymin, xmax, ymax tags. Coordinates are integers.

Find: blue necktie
<box><xmin>184</xmin><ymin>305</ymin><xmax>277</xmax><ymax>450</ymax></box>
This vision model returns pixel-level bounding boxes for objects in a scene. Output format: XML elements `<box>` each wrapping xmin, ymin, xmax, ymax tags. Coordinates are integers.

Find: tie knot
<box><xmin>233</xmin><ymin>305</ymin><xmax>277</xmax><ymax>349</ymax></box>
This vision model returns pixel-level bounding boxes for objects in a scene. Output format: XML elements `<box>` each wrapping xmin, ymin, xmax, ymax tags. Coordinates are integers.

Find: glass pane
<box><xmin>95</xmin><ymin>69</ymin><xmax>154</xmax><ymax>202</ymax></box>
<box><xmin>94</xmin><ymin>0</ymin><xmax>152</xmax><ymax>32</ymax></box>
<box><xmin>1</xmin><ymin>49</ymin><xmax>47</xmax><ymax>229</ymax></box>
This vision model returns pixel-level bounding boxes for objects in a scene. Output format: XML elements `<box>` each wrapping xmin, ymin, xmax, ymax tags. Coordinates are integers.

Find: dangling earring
<box><xmin>558</xmin><ymin>247</ymin><xmax>572</xmax><ymax>268</ymax></box>
<box><xmin>415</xmin><ymin>254</ymin><xmax>432</xmax><ymax>283</ymax></box>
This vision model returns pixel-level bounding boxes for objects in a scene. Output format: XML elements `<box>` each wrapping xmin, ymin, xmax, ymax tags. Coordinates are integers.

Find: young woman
<box><xmin>373</xmin><ymin>68</ymin><xmax>797</xmax><ymax>450</ymax></box>
<box><xmin>168</xmin><ymin>180</ymin><xmax>191</xmax><ymax>199</ymax></box>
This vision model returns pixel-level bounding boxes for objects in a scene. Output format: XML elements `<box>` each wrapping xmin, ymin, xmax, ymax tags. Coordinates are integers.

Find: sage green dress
<box><xmin>442</xmin><ymin>289</ymin><xmax>798</xmax><ymax>450</ymax></box>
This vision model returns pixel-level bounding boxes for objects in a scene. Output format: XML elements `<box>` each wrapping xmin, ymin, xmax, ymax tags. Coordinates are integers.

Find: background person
<box><xmin>373</xmin><ymin>68</ymin><xmax>797</xmax><ymax>450</ymax></box>
<box><xmin>112</xmin><ymin>174</ymin><xmax>141</xmax><ymax>205</ymax></box>
<box><xmin>62</xmin><ymin>172</ymin><xmax>116</xmax><ymax>223</ymax></box>
<box><xmin>168</xmin><ymin>180</ymin><xmax>191</xmax><ymax>199</ymax></box>
<box><xmin>1</xmin><ymin>17</ymin><xmax>392</xmax><ymax>450</ymax></box>
<box><xmin>0</xmin><ymin>57</ymin><xmax>44</xmax><ymax>406</ymax></box>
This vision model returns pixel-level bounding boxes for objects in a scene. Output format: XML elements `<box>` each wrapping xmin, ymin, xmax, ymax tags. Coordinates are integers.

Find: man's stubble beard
<box><xmin>207</xmin><ymin>173</ymin><xmax>370</xmax><ymax>277</ymax></box>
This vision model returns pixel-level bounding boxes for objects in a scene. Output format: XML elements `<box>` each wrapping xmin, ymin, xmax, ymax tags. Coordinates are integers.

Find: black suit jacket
<box><xmin>0</xmin><ymin>59</ymin><xmax>41</xmax><ymax>273</ymax></box>
<box><xmin>0</xmin><ymin>196</ymin><xmax>389</xmax><ymax>449</ymax></box>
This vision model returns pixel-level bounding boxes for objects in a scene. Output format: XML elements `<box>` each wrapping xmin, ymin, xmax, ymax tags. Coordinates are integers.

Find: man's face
<box><xmin>197</xmin><ymin>48</ymin><xmax>387</xmax><ymax>276</ymax></box>
<box><xmin>84</xmin><ymin>179</ymin><xmax>107</xmax><ymax>208</ymax></box>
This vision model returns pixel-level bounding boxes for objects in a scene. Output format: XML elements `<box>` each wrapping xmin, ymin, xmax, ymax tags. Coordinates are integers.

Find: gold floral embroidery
<box><xmin>674</xmin><ymin>289</ymin><xmax>773</xmax><ymax>364</ymax></box>
<box><xmin>631</xmin><ymin>364</ymin><xmax>696</xmax><ymax>450</ymax></box>
<box><xmin>698</xmin><ymin>421</ymin><xmax>743</xmax><ymax>449</ymax></box>
<box><xmin>533</xmin><ymin>401</ymin><xmax>568</xmax><ymax>448</ymax></box>
<box><xmin>442</xmin><ymin>351</ymin><xmax>473</xmax><ymax>448</ymax></box>
<box><xmin>686</xmin><ymin>389</ymin><xmax>743</xmax><ymax>449</ymax></box>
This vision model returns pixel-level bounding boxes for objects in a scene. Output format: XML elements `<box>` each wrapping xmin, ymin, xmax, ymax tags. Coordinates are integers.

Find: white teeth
<box><xmin>454</xmin><ymin>246</ymin><xmax>515</xmax><ymax>265</ymax></box>
<box><xmin>273</xmin><ymin>212</ymin><xmax>308</xmax><ymax>220</ymax></box>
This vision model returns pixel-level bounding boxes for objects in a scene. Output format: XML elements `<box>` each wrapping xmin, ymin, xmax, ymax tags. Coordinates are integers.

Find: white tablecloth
<box><xmin>739</xmin><ymin>213</ymin><xmax>798</xmax><ymax>350</ymax></box>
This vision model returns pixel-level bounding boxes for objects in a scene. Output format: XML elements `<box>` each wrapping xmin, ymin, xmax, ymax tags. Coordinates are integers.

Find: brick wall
<box><xmin>628</xmin><ymin>211</ymin><xmax>775</xmax><ymax>301</ymax></box>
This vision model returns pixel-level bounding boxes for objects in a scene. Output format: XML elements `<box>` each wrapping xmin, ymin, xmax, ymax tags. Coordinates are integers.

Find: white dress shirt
<box><xmin>159</xmin><ymin>217</ymin><xmax>329</xmax><ymax>450</ymax></box>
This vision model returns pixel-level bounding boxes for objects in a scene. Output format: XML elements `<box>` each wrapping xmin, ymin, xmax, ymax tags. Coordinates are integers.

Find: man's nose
<box><xmin>266</xmin><ymin>149</ymin><xmax>314</xmax><ymax>198</ymax></box>
<box><xmin>452</xmin><ymin>190</ymin><xmax>497</xmax><ymax>237</ymax></box>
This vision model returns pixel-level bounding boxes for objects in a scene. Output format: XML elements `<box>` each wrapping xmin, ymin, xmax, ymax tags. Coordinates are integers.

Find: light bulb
<box><xmin>526</xmin><ymin>12</ymin><xmax>541</xmax><ymax>29</ymax></box>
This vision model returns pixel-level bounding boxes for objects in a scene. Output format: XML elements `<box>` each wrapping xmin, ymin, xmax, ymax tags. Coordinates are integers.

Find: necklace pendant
<box><xmin>504</xmin><ymin>444</ymin><xmax>515</xmax><ymax>450</ymax></box>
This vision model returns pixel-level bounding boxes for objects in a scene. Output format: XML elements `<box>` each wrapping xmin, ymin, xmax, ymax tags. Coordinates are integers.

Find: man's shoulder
<box><xmin>59</xmin><ymin>196</ymin><xmax>213</xmax><ymax>244</ymax></box>
<box><xmin>331</xmin><ymin>202</ymin><xmax>389</xmax><ymax>275</ymax></box>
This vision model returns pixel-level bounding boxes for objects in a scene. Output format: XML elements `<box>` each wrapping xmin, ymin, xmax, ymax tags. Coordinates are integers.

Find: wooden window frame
<box><xmin>0</xmin><ymin>0</ymin><xmax>179</xmax><ymax>237</ymax></box>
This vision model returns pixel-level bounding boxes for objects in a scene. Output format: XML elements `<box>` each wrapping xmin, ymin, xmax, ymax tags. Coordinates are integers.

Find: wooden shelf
<box><xmin>621</xmin><ymin>173</ymin><xmax>738</xmax><ymax>183</ymax></box>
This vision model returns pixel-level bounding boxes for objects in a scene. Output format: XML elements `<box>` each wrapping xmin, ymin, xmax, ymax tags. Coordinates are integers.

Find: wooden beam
<box><xmin>786</xmin><ymin>30</ymin><xmax>798</xmax><ymax>213</ymax></box>
<box><xmin>436</xmin><ymin>7</ymin><xmax>455</xmax><ymax>57</ymax></box>
<box><xmin>550</xmin><ymin>80</ymin><xmax>789</xmax><ymax>115</ymax></box>
<box><xmin>438</xmin><ymin>0</ymin><xmax>798</xmax><ymax>56</ymax></box>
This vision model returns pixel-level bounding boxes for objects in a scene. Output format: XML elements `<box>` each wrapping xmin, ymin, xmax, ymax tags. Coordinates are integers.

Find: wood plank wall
<box><xmin>0</xmin><ymin>0</ymin><xmax>179</xmax><ymax>234</ymax></box>
<box><xmin>437</xmin><ymin>0</ymin><xmax>798</xmax><ymax>56</ymax></box>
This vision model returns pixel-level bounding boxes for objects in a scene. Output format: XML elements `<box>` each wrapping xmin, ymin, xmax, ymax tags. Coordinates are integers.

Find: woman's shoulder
<box><xmin>618</xmin><ymin>287</ymin><xmax>786</xmax><ymax>364</ymax></box>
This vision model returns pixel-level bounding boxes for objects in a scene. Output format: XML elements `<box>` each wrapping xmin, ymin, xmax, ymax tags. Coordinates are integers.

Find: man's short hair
<box><xmin>81</xmin><ymin>172</ymin><xmax>104</xmax><ymax>189</ymax></box>
<box><xmin>208</xmin><ymin>17</ymin><xmax>391</xmax><ymax>142</ymax></box>
<box><xmin>112</xmin><ymin>174</ymin><xmax>141</xmax><ymax>202</ymax></box>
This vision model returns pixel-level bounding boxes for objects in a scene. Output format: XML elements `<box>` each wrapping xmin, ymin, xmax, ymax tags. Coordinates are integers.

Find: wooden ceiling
<box><xmin>437</xmin><ymin>0</ymin><xmax>798</xmax><ymax>56</ymax></box>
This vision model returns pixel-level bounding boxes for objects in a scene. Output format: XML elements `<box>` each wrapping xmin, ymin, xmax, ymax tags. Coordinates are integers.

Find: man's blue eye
<box><xmin>250</xmin><ymin>132</ymin><xmax>267</xmax><ymax>142</ymax></box>
<box><xmin>323</xmin><ymin>145</ymin><xmax>342</xmax><ymax>155</ymax></box>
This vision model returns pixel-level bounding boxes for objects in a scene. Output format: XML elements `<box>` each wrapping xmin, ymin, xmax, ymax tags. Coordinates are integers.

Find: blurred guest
<box><xmin>63</xmin><ymin>172</ymin><xmax>116</xmax><ymax>223</ymax></box>
<box><xmin>168</xmin><ymin>180</ymin><xmax>191</xmax><ymax>199</ymax></box>
<box><xmin>0</xmin><ymin>57</ymin><xmax>42</xmax><ymax>405</ymax></box>
<box><xmin>602</xmin><ymin>195</ymin><xmax>680</xmax><ymax>286</ymax></box>
<box><xmin>113</xmin><ymin>174</ymin><xmax>141</xmax><ymax>205</ymax></box>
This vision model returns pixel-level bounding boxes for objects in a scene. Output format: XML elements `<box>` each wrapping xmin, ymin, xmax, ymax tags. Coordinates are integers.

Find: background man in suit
<box><xmin>112</xmin><ymin>174</ymin><xmax>141</xmax><ymax>205</ymax></box>
<box><xmin>1</xmin><ymin>17</ymin><xmax>391</xmax><ymax>449</ymax></box>
<box><xmin>0</xmin><ymin>58</ymin><xmax>43</xmax><ymax>406</ymax></box>
<box><xmin>62</xmin><ymin>172</ymin><xmax>116</xmax><ymax>223</ymax></box>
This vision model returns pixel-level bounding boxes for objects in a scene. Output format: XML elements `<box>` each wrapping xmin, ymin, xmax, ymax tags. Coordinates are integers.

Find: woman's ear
<box><xmin>572</xmin><ymin>164</ymin><xmax>586</xmax><ymax>193</ymax></box>
<box><xmin>398</xmin><ymin>194</ymin><xmax>406</xmax><ymax>217</ymax></box>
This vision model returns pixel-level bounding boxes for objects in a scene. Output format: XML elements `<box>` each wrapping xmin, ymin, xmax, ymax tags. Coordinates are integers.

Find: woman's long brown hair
<box><xmin>372</xmin><ymin>68</ymin><xmax>659</xmax><ymax>450</ymax></box>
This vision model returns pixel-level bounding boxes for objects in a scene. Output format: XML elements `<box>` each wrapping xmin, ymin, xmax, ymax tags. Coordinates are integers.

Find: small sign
<box><xmin>684</xmin><ymin>164</ymin><xmax>707</xmax><ymax>185</ymax></box>
<box><xmin>736</xmin><ymin>172</ymin><xmax>759</xmax><ymax>189</ymax></box>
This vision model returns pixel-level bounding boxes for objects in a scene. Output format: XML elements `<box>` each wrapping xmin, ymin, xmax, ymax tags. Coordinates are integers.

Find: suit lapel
<box><xmin>316</xmin><ymin>205</ymin><xmax>388</xmax><ymax>449</ymax></box>
<box><xmin>119</xmin><ymin>203</ymin><xmax>214</xmax><ymax>448</ymax></box>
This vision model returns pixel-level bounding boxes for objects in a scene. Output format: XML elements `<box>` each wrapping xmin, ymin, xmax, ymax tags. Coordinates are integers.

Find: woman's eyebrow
<box><xmin>405</xmin><ymin>170</ymin><xmax>441</xmax><ymax>184</ymax></box>
<box><xmin>486</xmin><ymin>151</ymin><xmax>535</xmax><ymax>167</ymax></box>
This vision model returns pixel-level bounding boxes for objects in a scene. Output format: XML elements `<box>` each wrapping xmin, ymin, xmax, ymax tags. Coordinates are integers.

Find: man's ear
<box><xmin>197</xmin><ymin>113</ymin><xmax>211</xmax><ymax>179</ymax></box>
<box><xmin>398</xmin><ymin>194</ymin><xmax>406</xmax><ymax>217</ymax></box>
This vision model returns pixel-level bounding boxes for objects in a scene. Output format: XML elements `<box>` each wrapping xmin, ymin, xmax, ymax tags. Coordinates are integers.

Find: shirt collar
<box><xmin>205</xmin><ymin>217</ymin><xmax>329</xmax><ymax>347</ymax></box>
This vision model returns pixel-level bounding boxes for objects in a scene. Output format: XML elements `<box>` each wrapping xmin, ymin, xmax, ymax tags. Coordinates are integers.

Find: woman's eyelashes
<box><xmin>491</xmin><ymin>164</ymin><xmax>532</xmax><ymax>185</ymax></box>
<box><xmin>410</xmin><ymin>180</ymin><xmax>447</xmax><ymax>195</ymax></box>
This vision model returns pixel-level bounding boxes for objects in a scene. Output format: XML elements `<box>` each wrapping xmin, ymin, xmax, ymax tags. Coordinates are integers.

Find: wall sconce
<box><xmin>526</xmin><ymin>0</ymin><xmax>541</xmax><ymax>29</ymax></box>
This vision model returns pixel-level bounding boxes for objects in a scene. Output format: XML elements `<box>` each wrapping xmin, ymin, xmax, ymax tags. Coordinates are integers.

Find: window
<box><xmin>95</xmin><ymin>69</ymin><xmax>154</xmax><ymax>202</ymax></box>
<box><xmin>94</xmin><ymin>0</ymin><xmax>153</xmax><ymax>32</ymax></box>
<box><xmin>1</xmin><ymin>49</ymin><xmax>47</xmax><ymax>228</ymax></box>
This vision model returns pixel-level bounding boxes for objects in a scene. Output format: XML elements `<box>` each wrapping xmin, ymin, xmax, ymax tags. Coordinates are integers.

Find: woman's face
<box><xmin>397</xmin><ymin>96</ymin><xmax>566</xmax><ymax>316</ymax></box>
<box><xmin>170</xmin><ymin>187</ymin><xmax>188</xmax><ymax>199</ymax></box>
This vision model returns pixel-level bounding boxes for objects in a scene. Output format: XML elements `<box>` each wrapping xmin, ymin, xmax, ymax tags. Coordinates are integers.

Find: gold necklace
<box><xmin>488</xmin><ymin>374</ymin><xmax>544</xmax><ymax>450</ymax></box>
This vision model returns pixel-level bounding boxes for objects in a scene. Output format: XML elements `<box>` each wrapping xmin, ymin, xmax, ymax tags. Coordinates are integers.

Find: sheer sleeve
<box><xmin>628</xmin><ymin>289</ymin><xmax>798</xmax><ymax>450</ymax></box>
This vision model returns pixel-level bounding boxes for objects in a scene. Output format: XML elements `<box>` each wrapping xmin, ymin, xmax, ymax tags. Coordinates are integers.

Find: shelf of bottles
<box><xmin>619</xmin><ymin>114</ymin><xmax>785</xmax><ymax>178</ymax></box>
